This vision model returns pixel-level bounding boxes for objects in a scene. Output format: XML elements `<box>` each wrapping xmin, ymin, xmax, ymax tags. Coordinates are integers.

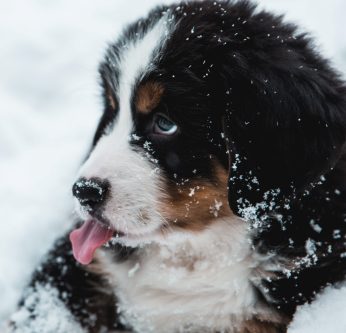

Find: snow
<box><xmin>289</xmin><ymin>285</ymin><xmax>346</xmax><ymax>333</ymax></box>
<box><xmin>0</xmin><ymin>0</ymin><xmax>345</xmax><ymax>332</ymax></box>
<box><xmin>10</xmin><ymin>284</ymin><xmax>85</xmax><ymax>333</ymax></box>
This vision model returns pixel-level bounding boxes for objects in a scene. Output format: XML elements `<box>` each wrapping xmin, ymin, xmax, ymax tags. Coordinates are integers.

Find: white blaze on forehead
<box><xmin>114</xmin><ymin>15</ymin><xmax>172</xmax><ymax>140</ymax></box>
<box><xmin>76</xmin><ymin>15</ymin><xmax>173</xmax><ymax>232</ymax></box>
<box><xmin>78</xmin><ymin>14</ymin><xmax>172</xmax><ymax>177</ymax></box>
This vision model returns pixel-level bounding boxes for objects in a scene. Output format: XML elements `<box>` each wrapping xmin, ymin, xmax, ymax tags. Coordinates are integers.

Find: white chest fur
<box><xmin>96</xmin><ymin>218</ymin><xmax>274</xmax><ymax>333</ymax></box>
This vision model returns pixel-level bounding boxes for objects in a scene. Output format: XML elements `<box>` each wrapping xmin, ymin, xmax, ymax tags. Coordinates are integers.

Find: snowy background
<box><xmin>1</xmin><ymin>0</ymin><xmax>346</xmax><ymax>332</ymax></box>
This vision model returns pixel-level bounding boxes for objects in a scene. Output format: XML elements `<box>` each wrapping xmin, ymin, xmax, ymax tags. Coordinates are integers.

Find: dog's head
<box><xmin>70</xmin><ymin>1</ymin><xmax>346</xmax><ymax>265</ymax></box>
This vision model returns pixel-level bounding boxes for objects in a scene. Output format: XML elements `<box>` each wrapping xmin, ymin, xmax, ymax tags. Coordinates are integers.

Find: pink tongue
<box><xmin>69</xmin><ymin>220</ymin><xmax>114</xmax><ymax>265</ymax></box>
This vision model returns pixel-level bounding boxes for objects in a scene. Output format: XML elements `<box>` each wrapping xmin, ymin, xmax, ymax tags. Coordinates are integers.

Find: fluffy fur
<box><xmin>9</xmin><ymin>1</ymin><xmax>346</xmax><ymax>333</ymax></box>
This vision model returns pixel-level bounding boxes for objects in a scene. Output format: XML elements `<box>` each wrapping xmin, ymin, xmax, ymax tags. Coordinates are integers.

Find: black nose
<box><xmin>72</xmin><ymin>178</ymin><xmax>109</xmax><ymax>210</ymax></box>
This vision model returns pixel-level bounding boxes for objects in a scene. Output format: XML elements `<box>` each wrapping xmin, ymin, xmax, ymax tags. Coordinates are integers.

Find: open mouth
<box><xmin>69</xmin><ymin>219</ymin><xmax>124</xmax><ymax>265</ymax></box>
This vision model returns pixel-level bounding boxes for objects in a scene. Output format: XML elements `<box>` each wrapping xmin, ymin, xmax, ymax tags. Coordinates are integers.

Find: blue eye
<box><xmin>154</xmin><ymin>114</ymin><xmax>178</xmax><ymax>135</ymax></box>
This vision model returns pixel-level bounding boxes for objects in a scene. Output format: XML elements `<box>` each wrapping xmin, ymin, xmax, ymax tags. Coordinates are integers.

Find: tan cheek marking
<box><xmin>160</xmin><ymin>163</ymin><xmax>233</xmax><ymax>231</ymax></box>
<box><xmin>136</xmin><ymin>81</ymin><xmax>164</xmax><ymax>114</ymax></box>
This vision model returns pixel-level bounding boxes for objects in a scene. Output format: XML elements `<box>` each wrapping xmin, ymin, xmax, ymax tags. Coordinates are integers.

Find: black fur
<box><xmin>13</xmin><ymin>234</ymin><xmax>128</xmax><ymax>332</ymax></box>
<box><xmin>12</xmin><ymin>0</ymin><xmax>346</xmax><ymax>332</ymax></box>
<box><xmin>11</xmin><ymin>232</ymin><xmax>137</xmax><ymax>332</ymax></box>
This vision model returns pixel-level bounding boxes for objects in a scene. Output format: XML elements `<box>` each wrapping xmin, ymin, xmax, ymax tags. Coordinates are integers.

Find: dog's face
<box><xmin>70</xmin><ymin>2</ymin><xmax>346</xmax><ymax>264</ymax></box>
<box><xmin>72</xmin><ymin>14</ymin><xmax>231</xmax><ymax>253</ymax></box>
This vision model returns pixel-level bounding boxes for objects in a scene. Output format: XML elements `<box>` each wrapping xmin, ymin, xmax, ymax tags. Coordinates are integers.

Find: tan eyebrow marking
<box><xmin>135</xmin><ymin>81</ymin><xmax>164</xmax><ymax>114</ymax></box>
<box><xmin>107</xmin><ymin>92</ymin><xmax>117</xmax><ymax>110</ymax></box>
<box><xmin>103</xmin><ymin>80</ymin><xmax>117</xmax><ymax>110</ymax></box>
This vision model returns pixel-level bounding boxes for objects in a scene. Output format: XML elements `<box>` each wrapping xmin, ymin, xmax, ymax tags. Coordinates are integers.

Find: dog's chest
<box><xmin>97</xmin><ymin>220</ymin><xmax>264</xmax><ymax>333</ymax></box>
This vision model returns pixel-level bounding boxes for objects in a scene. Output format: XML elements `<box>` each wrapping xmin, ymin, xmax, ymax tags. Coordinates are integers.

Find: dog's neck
<box><xmin>92</xmin><ymin>216</ymin><xmax>281</xmax><ymax>333</ymax></box>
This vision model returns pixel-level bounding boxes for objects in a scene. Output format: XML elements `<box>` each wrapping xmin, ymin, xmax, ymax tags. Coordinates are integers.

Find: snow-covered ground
<box><xmin>0</xmin><ymin>0</ymin><xmax>345</xmax><ymax>332</ymax></box>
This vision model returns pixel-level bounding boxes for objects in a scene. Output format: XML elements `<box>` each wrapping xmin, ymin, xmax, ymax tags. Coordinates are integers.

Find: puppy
<box><xmin>10</xmin><ymin>1</ymin><xmax>346</xmax><ymax>332</ymax></box>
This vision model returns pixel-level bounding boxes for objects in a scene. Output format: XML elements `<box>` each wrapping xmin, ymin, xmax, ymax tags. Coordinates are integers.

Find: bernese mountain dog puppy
<box><xmin>9</xmin><ymin>1</ymin><xmax>346</xmax><ymax>332</ymax></box>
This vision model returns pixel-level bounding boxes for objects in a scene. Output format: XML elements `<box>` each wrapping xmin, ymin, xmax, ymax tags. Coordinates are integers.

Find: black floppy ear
<box><xmin>221</xmin><ymin>55</ymin><xmax>346</xmax><ymax>219</ymax></box>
